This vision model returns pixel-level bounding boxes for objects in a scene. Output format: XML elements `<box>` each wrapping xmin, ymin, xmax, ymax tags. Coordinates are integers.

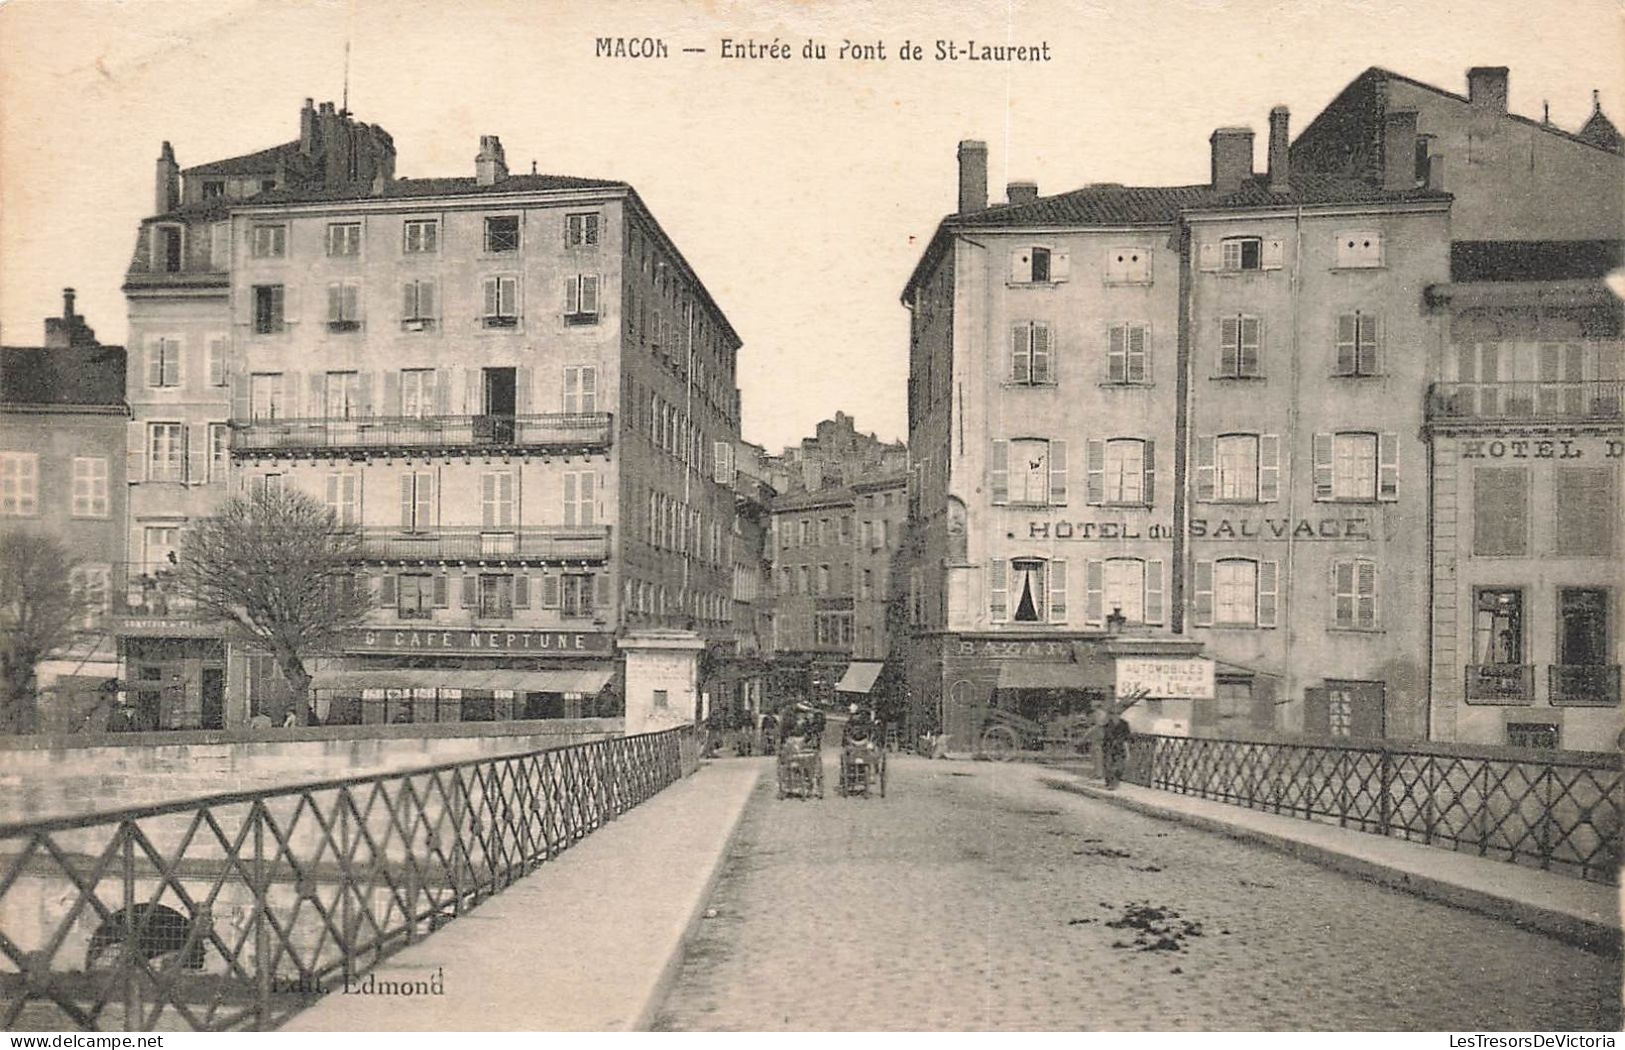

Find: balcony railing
<box><xmin>231</xmin><ymin>413</ymin><xmax>613</xmax><ymax>455</ymax></box>
<box><xmin>112</xmin><ymin>564</ymin><xmax>200</xmax><ymax>621</ymax></box>
<box><xmin>1465</xmin><ymin>663</ymin><xmax>1534</xmax><ymax>703</ymax></box>
<box><xmin>1426</xmin><ymin>381</ymin><xmax>1625</xmax><ymax>423</ymax></box>
<box><xmin>1550</xmin><ymin>664</ymin><xmax>1622</xmax><ymax>706</ymax></box>
<box><xmin>358</xmin><ymin>525</ymin><xmax>610</xmax><ymax>563</ymax></box>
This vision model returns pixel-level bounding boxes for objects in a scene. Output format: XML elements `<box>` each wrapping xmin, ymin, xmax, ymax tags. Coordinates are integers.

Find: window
<box><xmin>147</xmin><ymin>423</ymin><xmax>185</xmax><ymax>482</ymax></box>
<box><xmin>652</xmin><ymin>688</ymin><xmax>668</xmax><ymax>709</ymax></box>
<box><xmin>1105</xmin><ymin>247</ymin><xmax>1151</xmax><ymax>284</ymax></box>
<box><xmin>1313</xmin><ymin>431</ymin><xmax>1396</xmax><ymax>502</ymax></box>
<box><xmin>799</xmin><ymin>566</ymin><xmax>811</xmax><ymax>595</ymax></box>
<box><xmin>1335</xmin><ymin>231</ymin><xmax>1383</xmax><ymax>268</ymax></box>
<box><xmin>991</xmin><ymin>438</ymin><xmax>1067</xmax><ymax>506</ymax></box>
<box><xmin>1557</xmin><ymin>588</ymin><xmax>1611</xmax><ymax>676</ymax></box>
<box><xmin>565</xmin><ymin>275</ymin><xmax>600</xmax><ymax>324</ymax></box>
<box><xmin>799</xmin><ymin>519</ymin><xmax>811</xmax><ymax>545</ymax></box>
<box><xmin>253</xmin><ymin>473</ymin><xmax>285</xmax><ymax>497</ymax></box>
<box><xmin>1335</xmin><ymin>312</ymin><xmax>1381</xmax><ymax>376</ymax></box>
<box><xmin>201</xmin><ymin>180</ymin><xmax>224</xmax><ymax>200</ymax></box>
<box><xmin>143</xmin><ymin>526</ymin><xmax>180</xmax><ymax>574</ymax></box>
<box><xmin>563</xmin><ymin>471</ymin><xmax>595</xmax><ymax>526</ymax></box>
<box><xmin>325</xmin><ymin>472</ymin><xmax>360</xmax><ymax>526</ymax></box>
<box><xmin>817</xmin><ymin>565</ymin><xmax>831</xmax><ymax>595</ymax></box>
<box><xmin>1506</xmin><ymin>722</ymin><xmax>1559</xmax><ymax>750</ymax></box>
<box><xmin>990</xmin><ymin>557</ymin><xmax>1066</xmax><ymax>624</ymax></box>
<box><xmin>208</xmin><ymin>424</ymin><xmax>230</xmax><ymax>481</ymax></box>
<box><xmin>1473</xmin><ymin>468</ymin><xmax>1528</xmax><ymax>556</ymax></box>
<box><xmin>206</xmin><ymin>337</ymin><xmax>229</xmax><ymax>387</ymax></box>
<box><xmin>323</xmin><ymin>372</ymin><xmax>361</xmax><ymax>419</ymax></box>
<box><xmin>250</xmin><ymin>224</ymin><xmax>286</xmax><ymax>258</ymax></box>
<box><xmin>398</xmin><ymin>574</ymin><xmax>435</xmax><ymax>619</ymax></box>
<box><xmin>861</xmin><ymin>569</ymin><xmax>873</xmax><ymax>600</ymax></box>
<box><xmin>1009</xmin><ymin>322</ymin><xmax>1052</xmax><ymax>384</ymax></box>
<box><xmin>260</xmin><ymin>179</ymin><xmax>277</xmax><ymax>193</ymax></box>
<box><xmin>561</xmin><ymin>573</ymin><xmax>595</xmax><ymax>617</ymax></box>
<box><xmin>565</xmin><ymin>213</ymin><xmax>600</xmax><ymax>247</ymax></box>
<box><xmin>1090</xmin><ymin>438</ymin><xmax>1154</xmax><ymax>506</ymax></box>
<box><xmin>401</xmin><ymin>280</ymin><xmax>438</xmax><ymax>330</ymax></box>
<box><xmin>155</xmin><ymin>226</ymin><xmax>183</xmax><ymax>273</ymax></box>
<box><xmin>484</xmin><ymin>216</ymin><xmax>520</xmax><ymax>253</ymax></box>
<box><xmin>400</xmin><ymin>369</ymin><xmax>436</xmax><ymax>418</ymax></box>
<box><xmin>326</xmin><ymin>222</ymin><xmax>361</xmax><ymax>257</ymax></box>
<box><xmin>1554</xmin><ymin>468</ymin><xmax>1616</xmax><ymax>557</ymax></box>
<box><xmin>146</xmin><ymin>338</ymin><xmax>181</xmax><ymax>388</ymax></box>
<box><xmin>478</xmin><ymin>575</ymin><xmax>515</xmax><ymax>619</ymax></box>
<box><xmin>249</xmin><ymin>373</ymin><xmax>284</xmax><ymax>420</ymax></box>
<box><xmin>1218</xmin><ymin>315</ymin><xmax>1262</xmax><ymax>377</ymax></box>
<box><xmin>0</xmin><ymin>453</ymin><xmax>39</xmax><ymax>515</ymax></box>
<box><xmin>561</xmin><ymin>365</ymin><xmax>598</xmax><ymax>415</ymax></box>
<box><xmin>1009</xmin><ymin>245</ymin><xmax>1068</xmax><ymax>284</ymax></box>
<box><xmin>68</xmin><ymin>564</ymin><xmax>111</xmax><ymax>627</ymax></box>
<box><xmin>70</xmin><ymin>457</ymin><xmax>109</xmax><ymax>517</ymax></box>
<box><xmin>1085</xmin><ymin>558</ymin><xmax>1165</xmax><ymax>625</ymax></box>
<box><xmin>482</xmin><ymin>276</ymin><xmax>519</xmax><ymax>327</ymax></box>
<box><xmin>1222</xmin><ymin>237</ymin><xmax>1261</xmax><ymax>271</ymax></box>
<box><xmin>1332</xmin><ymin>558</ymin><xmax>1378</xmax><ymax>629</ymax></box>
<box><xmin>399</xmin><ymin>472</ymin><xmax>434</xmax><ymax>530</ymax></box>
<box><xmin>252</xmin><ymin>285</ymin><xmax>285</xmax><ymax>334</ymax></box>
<box><xmin>481</xmin><ymin>470</ymin><xmax>514</xmax><ymax>528</ymax></box>
<box><xmin>326</xmin><ymin>282</ymin><xmax>361</xmax><ymax>331</ymax></box>
<box><xmin>1107</xmin><ymin>324</ymin><xmax>1148</xmax><ymax>384</ymax></box>
<box><xmin>1193</xmin><ymin>558</ymin><xmax>1278</xmax><ymax>627</ymax></box>
<box><xmin>403</xmin><ymin>219</ymin><xmax>438</xmax><ymax>254</ymax></box>
<box><xmin>1196</xmin><ymin>434</ymin><xmax>1279</xmax><ymax>503</ymax></box>
<box><xmin>1472</xmin><ymin>588</ymin><xmax>1524</xmax><ymax>664</ymax></box>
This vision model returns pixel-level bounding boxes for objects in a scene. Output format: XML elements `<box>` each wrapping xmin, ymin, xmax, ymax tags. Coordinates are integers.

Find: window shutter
<box><xmin>1082</xmin><ymin>438</ymin><xmax>1104</xmax><ymax>505</ymax></box>
<box><xmin>433</xmin><ymin>370</ymin><xmax>451</xmax><ymax>416</ymax></box>
<box><xmin>383</xmin><ymin>371</ymin><xmax>401</xmax><ymax>415</ymax></box>
<box><xmin>126</xmin><ymin>421</ymin><xmax>146</xmax><ymax>482</ymax></box>
<box><xmin>1049</xmin><ymin>439</ymin><xmax>1068</xmax><ymax>506</ymax></box>
<box><xmin>500</xmin><ymin>277</ymin><xmax>518</xmax><ymax>316</ymax></box>
<box><xmin>1378</xmin><ymin>432</ymin><xmax>1399</xmax><ymax>501</ymax></box>
<box><xmin>581</xmin><ymin>275</ymin><xmax>600</xmax><ymax>315</ymax></box>
<box><xmin>1261</xmin><ymin>238</ymin><xmax>1285</xmax><ymax>269</ymax></box>
<box><xmin>1085</xmin><ymin>559</ymin><xmax>1104</xmax><ymax>625</ymax></box>
<box><xmin>1312</xmin><ymin>434</ymin><xmax>1334</xmax><ymax>500</ymax></box>
<box><xmin>1336</xmin><ymin>314</ymin><xmax>1358</xmax><ymax>375</ymax></box>
<box><xmin>281</xmin><ymin>285</ymin><xmax>297</xmax><ymax>324</ymax></box>
<box><xmin>231</xmin><ymin>373</ymin><xmax>251</xmax><ymax>421</ymax></box>
<box><xmin>379</xmin><ymin>575</ymin><xmax>397</xmax><ymax>607</ymax></box>
<box><xmin>187</xmin><ymin>424</ymin><xmax>206</xmax><ymax>485</ymax></box>
<box><xmin>563</xmin><ymin>367</ymin><xmax>580</xmax><ymax>413</ymax></box>
<box><xmin>1357</xmin><ymin>560</ymin><xmax>1377</xmax><ymax>629</ymax></box>
<box><xmin>1198</xmin><ymin>243</ymin><xmax>1220</xmax><ymax>271</ymax></box>
<box><xmin>1219</xmin><ymin>317</ymin><xmax>1239</xmax><ymax>375</ymax></box>
<box><xmin>513</xmin><ymin>365</ymin><xmax>532</xmax><ymax>415</ymax></box>
<box><xmin>484</xmin><ymin>277</ymin><xmax>499</xmax><ymax>317</ymax></box>
<box><xmin>541</xmin><ymin>574</ymin><xmax>561</xmax><ymax>608</ymax></box>
<box><xmin>514</xmin><ymin>574</ymin><xmax>530</xmax><ymax>609</ymax></box>
<box><xmin>419</xmin><ymin>280</ymin><xmax>437</xmax><ymax>320</ymax></box>
<box><xmin>595</xmin><ymin>573</ymin><xmax>611</xmax><ymax>608</ymax></box>
<box><xmin>1145</xmin><ymin>559</ymin><xmax>1165</xmax><ymax>624</ymax></box>
<box><xmin>990</xmin><ymin>440</ymin><xmax>1009</xmax><ymax>505</ymax></box>
<box><xmin>563</xmin><ymin>472</ymin><xmax>578</xmax><ymax>526</ymax></box>
<box><xmin>146</xmin><ymin>339</ymin><xmax>164</xmax><ymax>387</ymax></box>
<box><xmin>1031</xmin><ymin>324</ymin><xmax>1051</xmax><ymax>383</ymax></box>
<box><xmin>1107</xmin><ymin>326</ymin><xmax>1126</xmax><ymax>383</ymax></box>
<box><xmin>402</xmin><ymin>282</ymin><xmax>417</xmax><ymax>320</ymax></box>
<box><xmin>327</xmin><ymin>283</ymin><xmax>343</xmax><ymax>323</ymax></box>
<box><xmin>1259</xmin><ymin>435</ymin><xmax>1280</xmax><ymax>502</ymax></box>
<box><xmin>1143</xmin><ymin>439</ymin><xmax>1156</xmax><ymax>506</ymax></box>
<box><xmin>1009</xmin><ymin>250</ymin><xmax>1032</xmax><ymax>283</ymax></box>
<box><xmin>1050</xmin><ymin>253</ymin><xmax>1071</xmax><ymax>281</ymax></box>
<box><xmin>1049</xmin><ymin>559</ymin><xmax>1067</xmax><ymax>622</ymax></box>
<box><xmin>565</xmin><ymin>276</ymin><xmax>580</xmax><ymax>315</ymax></box>
<box><xmin>1196</xmin><ymin>436</ymin><xmax>1216</xmax><ymax>501</ymax></box>
<box><xmin>1240</xmin><ymin>318</ymin><xmax>1262</xmax><ymax>375</ymax></box>
<box><xmin>1127</xmin><ymin>324</ymin><xmax>1147</xmax><ymax>382</ymax></box>
<box><xmin>989</xmin><ymin>560</ymin><xmax>1007</xmax><ymax>622</ymax></box>
<box><xmin>344</xmin><ymin>283</ymin><xmax>360</xmax><ymax>321</ymax></box>
<box><xmin>1258</xmin><ymin>560</ymin><xmax>1279</xmax><ymax>627</ymax></box>
<box><xmin>1333</xmin><ymin>560</ymin><xmax>1355</xmax><ymax>626</ymax></box>
<box><xmin>1193</xmin><ymin>560</ymin><xmax>1214</xmax><ymax>626</ymax></box>
<box><xmin>580</xmin><ymin>471</ymin><xmax>596</xmax><ymax>525</ymax></box>
<box><xmin>1363</xmin><ymin>315</ymin><xmax>1383</xmax><ymax>375</ymax></box>
<box><xmin>1010</xmin><ymin>325</ymin><xmax>1030</xmax><ymax>384</ymax></box>
<box><xmin>399</xmin><ymin>474</ymin><xmax>414</xmax><ymax>527</ymax></box>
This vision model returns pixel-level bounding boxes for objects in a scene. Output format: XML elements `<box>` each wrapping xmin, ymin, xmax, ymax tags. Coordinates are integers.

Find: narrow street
<box><xmin>653</xmin><ymin>752</ymin><xmax>1622</xmax><ymax>1031</ymax></box>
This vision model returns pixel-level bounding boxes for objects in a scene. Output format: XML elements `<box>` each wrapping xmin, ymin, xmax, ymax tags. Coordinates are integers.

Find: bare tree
<box><xmin>171</xmin><ymin>487</ymin><xmax>371</xmax><ymax>716</ymax></box>
<box><xmin>0</xmin><ymin>531</ymin><xmax>89</xmax><ymax>733</ymax></box>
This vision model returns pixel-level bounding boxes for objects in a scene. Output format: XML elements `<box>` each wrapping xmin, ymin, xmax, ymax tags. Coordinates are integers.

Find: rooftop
<box><xmin>1</xmin><ymin>345</ymin><xmax>127</xmax><ymax>408</ymax></box>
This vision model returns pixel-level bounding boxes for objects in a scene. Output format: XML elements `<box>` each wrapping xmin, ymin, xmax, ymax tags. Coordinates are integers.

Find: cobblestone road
<box><xmin>653</xmin><ymin>754</ymin><xmax>1622</xmax><ymax>1031</ymax></box>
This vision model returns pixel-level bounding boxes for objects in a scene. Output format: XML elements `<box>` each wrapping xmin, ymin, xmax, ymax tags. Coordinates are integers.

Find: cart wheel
<box><xmin>980</xmin><ymin>725</ymin><xmax>1020</xmax><ymax>760</ymax></box>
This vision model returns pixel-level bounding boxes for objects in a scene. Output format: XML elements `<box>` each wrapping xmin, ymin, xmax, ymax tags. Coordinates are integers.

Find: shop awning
<box><xmin>310</xmin><ymin>667</ymin><xmax>612</xmax><ymax>694</ymax></box>
<box><xmin>835</xmin><ymin>661</ymin><xmax>885</xmax><ymax>694</ymax></box>
<box><xmin>996</xmin><ymin>660</ymin><xmax>1114</xmax><ymax>691</ymax></box>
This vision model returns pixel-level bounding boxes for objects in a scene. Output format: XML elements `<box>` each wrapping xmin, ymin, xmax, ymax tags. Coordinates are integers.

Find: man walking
<box><xmin>1101</xmin><ymin>707</ymin><xmax>1132</xmax><ymax>789</ymax></box>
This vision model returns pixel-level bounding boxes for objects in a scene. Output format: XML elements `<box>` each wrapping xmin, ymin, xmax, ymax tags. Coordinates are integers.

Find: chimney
<box><xmin>1383</xmin><ymin>109</ymin><xmax>1419</xmax><ymax>191</ymax></box>
<box><xmin>1467</xmin><ymin>66</ymin><xmax>1509</xmax><ymax>114</ymax></box>
<box><xmin>299</xmin><ymin>97</ymin><xmax>317</xmax><ymax>155</ymax></box>
<box><xmin>1267</xmin><ymin>106</ymin><xmax>1291</xmax><ymax>193</ymax></box>
<box><xmin>155</xmin><ymin>141</ymin><xmax>179</xmax><ymax>214</ymax></box>
<box><xmin>1209</xmin><ymin>126</ymin><xmax>1254</xmax><ymax>195</ymax></box>
<box><xmin>476</xmin><ymin>134</ymin><xmax>508</xmax><ymax>186</ymax></box>
<box><xmin>957</xmin><ymin>140</ymin><xmax>988</xmax><ymax>214</ymax></box>
<box><xmin>1007</xmin><ymin>180</ymin><xmax>1038</xmax><ymax>205</ymax></box>
<box><xmin>62</xmin><ymin>287</ymin><xmax>77</xmax><ymax>321</ymax></box>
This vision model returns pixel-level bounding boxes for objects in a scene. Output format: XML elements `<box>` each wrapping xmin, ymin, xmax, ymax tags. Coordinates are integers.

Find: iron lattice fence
<box><xmin>1123</xmin><ymin>734</ymin><xmax>1622</xmax><ymax>884</ymax></box>
<box><xmin>0</xmin><ymin>726</ymin><xmax>695</xmax><ymax>1032</ymax></box>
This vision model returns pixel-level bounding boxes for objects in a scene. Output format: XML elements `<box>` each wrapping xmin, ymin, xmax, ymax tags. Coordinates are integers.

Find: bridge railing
<box><xmin>1122</xmin><ymin>733</ymin><xmax>1621</xmax><ymax>884</ymax></box>
<box><xmin>0</xmin><ymin>725</ymin><xmax>695</xmax><ymax>1032</ymax></box>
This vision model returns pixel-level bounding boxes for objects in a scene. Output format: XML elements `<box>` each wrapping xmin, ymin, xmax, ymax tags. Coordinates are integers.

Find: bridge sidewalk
<box><xmin>285</xmin><ymin>759</ymin><xmax>763</xmax><ymax>1032</ymax></box>
<box><xmin>1039</xmin><ymin>771</ymin><xmax>1621</xmax><ymax>953</ymax></box>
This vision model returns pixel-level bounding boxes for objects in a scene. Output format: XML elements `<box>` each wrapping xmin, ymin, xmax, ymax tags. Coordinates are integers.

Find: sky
<box><xmin>1</xmin><ymin>0</ymin><xmax>1621</xmax><ymax>451</ymax></box>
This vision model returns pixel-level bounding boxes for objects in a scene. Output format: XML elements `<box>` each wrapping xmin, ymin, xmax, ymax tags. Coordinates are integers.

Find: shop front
<box><xmin>116</xmin><ymin>619</ymin><xmax>232</xmax><ymax>731</ymax></box>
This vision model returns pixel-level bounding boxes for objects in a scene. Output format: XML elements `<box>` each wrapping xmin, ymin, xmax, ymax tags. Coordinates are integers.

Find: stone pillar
<box><xmin>618</xmin><ymin>630</ymin><xmax>705</xmax><ymax>734</ymax></box>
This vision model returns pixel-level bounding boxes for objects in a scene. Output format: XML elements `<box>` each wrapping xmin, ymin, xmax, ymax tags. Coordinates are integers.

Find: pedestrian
<box><xmin>1101</xmin><ymin>707</ymin><xmax>1131</xmax><ymax>790</ymax></box>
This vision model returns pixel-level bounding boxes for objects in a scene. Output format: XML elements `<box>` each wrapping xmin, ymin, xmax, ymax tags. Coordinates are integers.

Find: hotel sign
<box><xmin>341</xmin><ymin>628</ymin><xmax>613</xmax><ymax>656</ymax></box>
<box><xmin>955</xmin><ymin>639</ymin><xmax>1075</xmax><ymax>660</ymax></box>
<box><xmin>1116</xmin><ymin>657</ymin><xmax>1215</xmax><ymax>700</ymax></box>
<box><xmin>1025</xmin><ymin>516</ymin><xmax>1378</xmax><ymax>541</ymax></box>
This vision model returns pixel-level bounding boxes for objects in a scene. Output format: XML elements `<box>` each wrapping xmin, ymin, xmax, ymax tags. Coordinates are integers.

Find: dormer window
<box><xmin>1105</xmin><ymin>247</ymin><xmax>1151</xmax><ymax>284</ymax></box>
<box><xmin>201</xmin><ymin>180</ymin><xmax>225</xmax><ymax>200</ymax></box>
<box><xmin>153</xmin><ymin>225</ymin><xmax>183</xmax><ymax>273</ymax></box>
<box><xmin>1335</xmin><ymin>231</ymin><xmax>1384</xmax><ymax>268</ymax></box>
<box><xmin>1009</xmin><ymin>246</ymin><xmax>1070</xmax><ymax>284</ymax></box>
<box><xmin>1223</xmin><ymin>237</ymin><xmax>1261</xmax><ymax>271</ymax></box>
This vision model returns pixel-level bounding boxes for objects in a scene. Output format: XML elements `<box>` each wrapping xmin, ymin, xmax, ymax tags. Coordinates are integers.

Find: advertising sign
<box><xmin>1116</xmin><ymin>657</ymin><xmax>1216</xmax><ymax>699</ymax></box>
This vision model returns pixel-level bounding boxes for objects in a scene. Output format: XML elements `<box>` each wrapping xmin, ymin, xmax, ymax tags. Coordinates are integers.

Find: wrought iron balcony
<box><xmin>1464</xmin><ymin>662</ymin><xmax>1535</xmax><ymax>702</ymax></box>
<box><xmin>1426</xmin><ymin>381</ymin><xmax>1625</xmax><ymax>424</ymax></box>
<box><xmin>231</xmin><ymin>412</ymin><xmax>613</xmax><ymax>456</ymax></box>
<box><xmin>111</xmin><ymin>563</ymin><xmax>202</xmax><ymax>621</ymax></box>
<box><xmin>357</xmin><ymin>525</ymin><xmax>610</xmax><ymax>564</ymax></box>
<box><xmin>1549</xmin><ymin>664</ymin><xmax>1622</xmax><ymax>706</ymax></box>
